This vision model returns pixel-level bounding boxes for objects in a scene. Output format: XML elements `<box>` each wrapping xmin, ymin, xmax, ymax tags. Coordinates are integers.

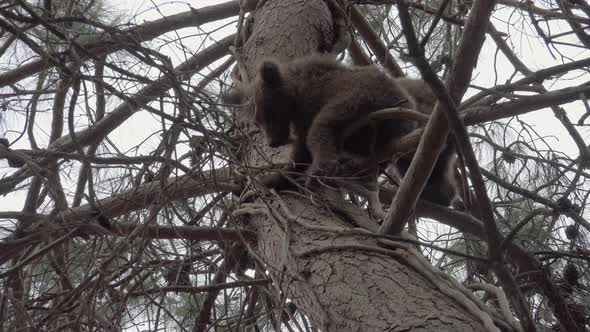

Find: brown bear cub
<box><xmin>224</xmin><ymin>54</ymin><xmax>457</xmax><ymax>218</ymax></box>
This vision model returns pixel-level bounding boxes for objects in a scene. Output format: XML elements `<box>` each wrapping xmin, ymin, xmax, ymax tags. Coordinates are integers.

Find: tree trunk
<box><xmin>236</xmin><ymin>1</ymin><xmax>498</xmax><ymax>330</ymax></box>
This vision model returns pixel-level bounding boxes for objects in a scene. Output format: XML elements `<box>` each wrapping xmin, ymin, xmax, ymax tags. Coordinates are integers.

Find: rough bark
<box><xmin>249</xmin><ymin>194</ymin><xmax>494</xmax><ymax>331</ymax></box>
<box><xmin>236</xmin><ymin>1</ymin><xmax>495</xmax><ymax>330</ymax></box>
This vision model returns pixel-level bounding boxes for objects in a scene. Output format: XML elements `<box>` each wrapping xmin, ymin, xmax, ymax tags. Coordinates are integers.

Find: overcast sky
<box><xmin>0</xmin><ymin>2</ymin><xmax>587</xmax><ymax>330</ymax></box>
<box><xmin>0</xmin><ymin>0</ymin><xmax>588</xmax><ymax>228</ymax></box>
<box><xmin>0</xmin><ymin>0</ymin><xmax>231</xmax><ymax>224</ymax></box>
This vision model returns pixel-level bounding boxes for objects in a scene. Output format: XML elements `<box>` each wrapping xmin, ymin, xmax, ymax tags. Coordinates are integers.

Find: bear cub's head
<box><xmin>222</xmin><ymin>60</ymin><xmax>296</xmax><ymax>148</ymax></box>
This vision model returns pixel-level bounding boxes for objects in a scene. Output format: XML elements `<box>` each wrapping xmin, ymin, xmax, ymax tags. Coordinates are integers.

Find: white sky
<box><xmin>0</xmin><ymin>0</ymin><xmax>588</xmax><ymax>231</ymax></box>
<box><xmin>0</xmin><ymin>1</ymin><xmax>588</xmax><ymax>330</ymax></box>
<box><xmin>0</xmin><ymin>0</ymin><xmax>228</xmax><ymax>224</ymax></box>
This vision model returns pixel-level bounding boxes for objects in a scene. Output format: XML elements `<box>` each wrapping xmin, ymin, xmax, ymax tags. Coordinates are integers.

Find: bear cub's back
<box><xmin>281</xmin><ymin>55</ymin><xmax>411</xmax><ymax>116</ymax></box>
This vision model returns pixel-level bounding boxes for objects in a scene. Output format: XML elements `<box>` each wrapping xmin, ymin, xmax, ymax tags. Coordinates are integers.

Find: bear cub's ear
<box><xmin>259</xmin><ymin>60</ymin><xmax>283</xmax><ymax>87</ymax></box>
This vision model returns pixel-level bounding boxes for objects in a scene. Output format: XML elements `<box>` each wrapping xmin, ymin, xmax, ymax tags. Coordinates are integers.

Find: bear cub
<box><xmin>224</xmin><ymin>54</ymin><xmax>457</xmax><ymax>217</ymax></box>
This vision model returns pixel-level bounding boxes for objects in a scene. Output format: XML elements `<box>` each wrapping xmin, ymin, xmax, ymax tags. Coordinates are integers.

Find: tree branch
<box><xmin>0</xmin><ymin>0</ymin><xmax>243</xmax><ymax>87</ymax></box>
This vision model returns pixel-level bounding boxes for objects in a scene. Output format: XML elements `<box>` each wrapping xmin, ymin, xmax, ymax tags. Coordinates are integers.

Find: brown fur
<box><xmin>392</xmin><ymin>78</ymin><xmax>459</xmax><ymax>207</ymax></box>
<box><xmin>224</xmin><ymin>55</ymin><xmax>458</xmax><ymax>217</ymax></box>
<box><xmin>224</xmin><ymin>54</ymin><xmax>415</xmax><ymax>182</ymax></box>
<box><xmin>326</xmin><ymin>77</ymin><xmax>459</xmax><ymax>210</ymax></box>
